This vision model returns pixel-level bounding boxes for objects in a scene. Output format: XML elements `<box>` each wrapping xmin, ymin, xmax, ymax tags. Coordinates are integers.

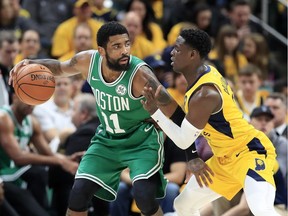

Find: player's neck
<box><xmin>101</xmin><ymin>63</ymin><xmax>122</xmax><ymax>82</ymax></box>
<box><xmin>185</xmin><ymin>63</ymin><xmax>206</xmax><ymax>86</ymax></box>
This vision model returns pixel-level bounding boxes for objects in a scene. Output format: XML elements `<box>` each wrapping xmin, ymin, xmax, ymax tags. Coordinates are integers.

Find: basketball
<box><xmin>14</xmin><ymin>64</ymin><xmax>55</xmax><ymax>105</ymax></box>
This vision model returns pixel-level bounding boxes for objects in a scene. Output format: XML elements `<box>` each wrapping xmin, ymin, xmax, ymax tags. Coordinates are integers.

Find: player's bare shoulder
<box><xmin>65</xmin><ymin>50</ymin><xmax>96</xmax><ymax>78</ymax></box>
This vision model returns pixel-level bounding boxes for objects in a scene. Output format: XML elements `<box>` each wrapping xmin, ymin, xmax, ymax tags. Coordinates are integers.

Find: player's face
<box><xmin>170</xmin><ymin>36</ymin><xmax>193</xmax><ymax>73</ymax></box>
<box><xmin>105</xmin><ymin>34</ymin><xmax>131</xmax><ymax>72</ymax></box>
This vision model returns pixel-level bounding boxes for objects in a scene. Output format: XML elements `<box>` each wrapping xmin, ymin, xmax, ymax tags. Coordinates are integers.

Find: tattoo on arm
<box><xmin>31</xmin><ymin>59</ymin><xmax>62</xmax><ymax>76</ymax></box>
<box><xmin>69</xmin><ymin>56</ymin><xmax>78</xmax><ymax>67</ymax></box>
<box><xmin>142</xmin><ymin>66</ymin><xmax>173</xmax><ymax>106</ymax></box>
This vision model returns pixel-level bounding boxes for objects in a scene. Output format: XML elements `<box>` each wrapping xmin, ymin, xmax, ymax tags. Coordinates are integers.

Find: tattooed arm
<box><xmin>134</xmin><ymin>65</ymin><xmax>179</xmax><ymax>117</ymax></box>
<box><xmin>9</xmin><ymin>50</ymin><xmax>94</xmax><ymax>85</ymax></box>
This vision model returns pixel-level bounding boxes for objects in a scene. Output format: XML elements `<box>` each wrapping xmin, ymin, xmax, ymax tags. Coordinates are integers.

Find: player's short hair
<box><xmin>97</xmin><ymin>21</ymin><xmax>129</xmax><ymax>48</ymax></box>
<box><xmin>180</xmin><ymin>28</ymin><xmax>211</xmax><ymax>59</ymax></box>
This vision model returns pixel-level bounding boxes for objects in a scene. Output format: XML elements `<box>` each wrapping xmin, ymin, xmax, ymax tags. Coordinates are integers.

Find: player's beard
<box><xmin>106</xmin><ymin>54</ymin><xmax>130</xmax><ymax>72</ymax></box>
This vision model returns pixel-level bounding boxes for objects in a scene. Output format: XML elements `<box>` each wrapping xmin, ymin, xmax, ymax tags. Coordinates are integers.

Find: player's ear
<box><xmin>190</xmin><ymin>49</ymin><xmax>199</xmax><ymax>59</ymax></box>
<box><xmin>98</xmin><ymin>46</ymin><xmax>106</xmax><ymax>57</ymax></box>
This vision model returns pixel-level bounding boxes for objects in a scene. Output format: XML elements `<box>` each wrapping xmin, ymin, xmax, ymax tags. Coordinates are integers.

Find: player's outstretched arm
<box><xmin>9</xmin><ymin>50</ymin><xmax>94</xmax><ymax>85</ymax></box>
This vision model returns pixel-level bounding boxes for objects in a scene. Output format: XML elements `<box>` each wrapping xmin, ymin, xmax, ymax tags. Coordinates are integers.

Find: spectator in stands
<box><xmin>228</xmin><ymin>0</ymin><xmax>263</xmax><ymax>40</ymax></box>
<box><xmin>125</xmin><ymin>0</ymin><xmax>166</xmax><ymax>53</ymax></box>
<box><xmin>90</xmin><ymin>0</ymin><xmax>118</xmax><ymax>22</ymax></box>
<box><xmin>122</xmin><ymin>11</ymin><xmax>156</xmax><ymax>59</ymax></box>
<box><xmin>242</xmin><ymin>33</ymin><xmax>282</xmax><ymax>90</ymax></box>
<box><xmin>208</xmin><ymin>25</ymin><xmax>248</xmax><ymax>81</ymax></box>
<box><xmin>14</xmin><ymin>29</ymin><xmax>46</xmax><ymax>64</ymax></box>
<box><xmin>167</xmin><ymin>3</ymin><xmax>213</xmax><ymax>46</ymax></box>
<box><xmin>0</xmin><ymin>0</ymin><xmax>37</xmax><ymax>39</ymax></box>
<box><xmin>33</xmin><ymin>77</ymin><xmax>76</xmax><ymax>143</ymax></box>
<box><xmin>0</xmin><ymin>31</ymin><xmax>19</xmax><ymax>105</ymax></box>
<box><xmin>0</xmin><ymin>92</ymin><xmax>79</xmax><ymax>211</ymax></box>
<box><xmin>22</xmin><ymin>0</ymin><xmax>74</xmax><ymax>54</ymax></box>
<box><xmin>49</xmin><ymin>93</ymin><xmax>109</xmax><ymax>216</ymax></box>
<box><xmin>235</xmin><ymin>64</ymin><xmax>266</xmax><ymax>121</ymax></box>
<box><xmin>70</xmin><ymin>74</ymin><xmax>86</xmax><ymax>100</ymax></box>
<box><xmin>265</xmin><ymin>93</ymin><xmax>288</xmax><ymax>139</ymax></box>
<box><xmin>59</xmin><ymin>23</ymin><xmax>93</xmax><ymax>62</ymax></box>
<box><xmin>51</xmin><ymin>0</ymin><xmax>102</xmax><ymax>58</ymax></box>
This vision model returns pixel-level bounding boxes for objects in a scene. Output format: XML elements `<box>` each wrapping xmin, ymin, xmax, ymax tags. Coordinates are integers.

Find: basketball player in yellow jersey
<box><xmin>141</xmin><ymin>28</ymin><xmax>279</xmax><ymax>216</ymax></box>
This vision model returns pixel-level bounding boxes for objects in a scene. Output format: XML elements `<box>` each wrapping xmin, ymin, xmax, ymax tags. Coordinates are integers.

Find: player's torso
<box><xmin>87</xmin><ymin>51</ymin><xmax>151</xmax><ymax>136</ymax></box>
<box><xmin>184</xmin><ymin>65</ymin><xmax>258</xmax><ymax>156</ymax></box>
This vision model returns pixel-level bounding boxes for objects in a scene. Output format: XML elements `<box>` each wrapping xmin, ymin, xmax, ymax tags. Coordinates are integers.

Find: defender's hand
<box><xmin>9</xmin><ymin>59</ymin><xmax>30</xmax><ymax>86</ymax></box>
<box><xmin>185</xmin><ymin>158</ymin><xmax>214</xmax><ymax>187</ymax></box>
<box><xmin>141</xmin><ymin>85</ymin><xmax>162</xmax><ymax>115</ymax></box>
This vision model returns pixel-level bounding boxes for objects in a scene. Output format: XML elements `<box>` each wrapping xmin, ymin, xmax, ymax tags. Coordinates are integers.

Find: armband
<box><xmin>170</xmin><ymin>105</ymin><xmax>185</xmax><ymax>126</ymax></box>
<box><xmin>185</xmin><ymin>143</ymin><xmax>199</xmax><ymax>161</ymax></box>
<box><xmin>151</xmin><ymin>109</ymin><xmax>203</xmax><ymax>149</ymax></box>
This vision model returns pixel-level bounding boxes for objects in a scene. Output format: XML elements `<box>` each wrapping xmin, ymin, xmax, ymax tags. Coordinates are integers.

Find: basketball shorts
<box><xmin>206</xmin><ymin>132</ymin><xmax>277</xmax><ymax>200</ymax></box>
<box><xmin>75</xmin><ymin>123</ymin><xmax>167</xmax><ymax>201</ymax></box>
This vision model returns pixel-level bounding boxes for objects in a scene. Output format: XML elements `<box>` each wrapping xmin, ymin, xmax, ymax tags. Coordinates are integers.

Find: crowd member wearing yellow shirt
<box><xmin>58</xmin><ymin>23</ymin><xmax>93</xmax><ymax>62</ymax></box>
<box><xmin>122</xmin><ymin>11</ymin><xmax>156</xmax><ymax>59</ymax></box>
<box><xmin>208</xmin><ymin>25</ymin><xmax>247</xmax><ymax>83</ymax></box>
<box><xmin>51</xmin><ymin>0</ymin><xmax>102</xmax><ymax>58</ymax></box>
<box><xmin>126</xmin><ymin>0</ymin><xmax>166</xmax><ymax>53</ymax></box>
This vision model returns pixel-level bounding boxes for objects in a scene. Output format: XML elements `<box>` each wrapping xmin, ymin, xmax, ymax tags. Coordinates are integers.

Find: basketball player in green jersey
<box><xmin>10</xmin><ymin>22</ymin><xmax>181</xmax><ymax>216</ymax></box>
<box><xmin>142</xmin><ymin>29</ymin><xmax>279</xmax><ymax>216</ymax></box>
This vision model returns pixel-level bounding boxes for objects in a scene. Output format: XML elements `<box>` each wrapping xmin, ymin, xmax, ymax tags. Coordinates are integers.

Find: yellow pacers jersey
<box><xmin>184</xmin><ymin>65</ymin><xmax>259</xmax><ymax>157</ymax></box>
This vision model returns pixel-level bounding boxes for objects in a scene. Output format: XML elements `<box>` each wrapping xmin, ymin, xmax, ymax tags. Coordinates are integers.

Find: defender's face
<box><xmin>105</xmin><ymin>34</ymin><xmax>131</xmax><ymax>71</ymax></box>
<box><xmin>170</xmin><ymin>36</ymin><xmax>192</xmax><ymax>73</ymax></box>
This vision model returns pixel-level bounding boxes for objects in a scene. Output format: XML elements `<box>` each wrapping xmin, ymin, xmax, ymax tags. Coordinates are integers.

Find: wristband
<box><xmin>185</xmin><ymin>143</ymin><xmax>199</xmax><ymax>161</ymax></box>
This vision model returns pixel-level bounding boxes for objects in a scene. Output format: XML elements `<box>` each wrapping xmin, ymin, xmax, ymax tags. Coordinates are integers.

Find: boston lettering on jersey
<box><xmin>94</xmin><ymin>88</ymin><xmax>130</xmax><ymax>111</ymax></box>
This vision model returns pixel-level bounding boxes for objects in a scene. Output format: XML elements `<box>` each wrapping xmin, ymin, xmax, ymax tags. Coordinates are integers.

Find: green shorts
<box><xmin>75</xmin><ymin>122</ymin><xmax>167</xmax><ymax>201</ymax></box>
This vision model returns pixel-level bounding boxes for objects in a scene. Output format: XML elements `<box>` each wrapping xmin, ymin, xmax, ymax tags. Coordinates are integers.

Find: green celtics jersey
<box><xmin>0</xmin><ymin>106</ymin><xmax>33</xmax><ymax>182</ymax></box>
<box><xmin>87</xmin><ymin>51</ymin><xmax>151</xmax><ymax>137</ymax></box>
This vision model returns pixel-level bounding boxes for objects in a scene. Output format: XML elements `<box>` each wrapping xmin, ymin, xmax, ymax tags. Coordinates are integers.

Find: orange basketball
<box><xmin>14</xmin><ymin>64</ymin><xmax>55</xmax><ymax>105</ymax></box>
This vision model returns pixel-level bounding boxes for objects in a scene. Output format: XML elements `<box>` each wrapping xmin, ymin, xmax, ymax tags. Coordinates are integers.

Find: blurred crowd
<box><xmin>0</xmin><ymin>0</ymin><xmax>287</xmax><ymax>216</ymax></box>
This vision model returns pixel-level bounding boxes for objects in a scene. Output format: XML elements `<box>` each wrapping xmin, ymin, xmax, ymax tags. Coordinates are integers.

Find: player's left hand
<box><xmin>185</xmin><ymin>158</ymin><xmax>214</xmax><ymax>187</ymax></box>
<box><xmin>141</xmin><ymin>85</ymin><xmax>162</xmax><ymax>114</ymax></box>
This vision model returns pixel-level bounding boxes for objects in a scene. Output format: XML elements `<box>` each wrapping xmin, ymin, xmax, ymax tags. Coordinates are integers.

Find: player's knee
<box><xmin>68</xmin><ymin>179</ymin><xmax>100</xmax><ymax>212</ymax></box>
<box><xmin>133</xmin><ymin>179</ymin><xmax>159</xmax><ymax>215</ymax></box>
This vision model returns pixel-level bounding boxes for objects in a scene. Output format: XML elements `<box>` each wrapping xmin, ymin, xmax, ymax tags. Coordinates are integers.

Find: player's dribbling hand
<box><xmin>9</xmin><ymin>59</ymin><xmax>30</xmax><ymax>86</ymax></box>
<box><xmin>185</xmin><ymin>158</ymin><xmax>214</xmax><ymax>187</ymax></box>
<box><xmin>141</xmin><ymin>85</ymin><xmax>162</xmax><ymax>114</ymax></box>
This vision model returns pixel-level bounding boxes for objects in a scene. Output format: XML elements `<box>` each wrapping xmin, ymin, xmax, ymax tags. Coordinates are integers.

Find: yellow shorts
<box><xmin>206</xmin><ymin>133</ymin><xmax>276</xmax><ymax>200</ymax></box>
